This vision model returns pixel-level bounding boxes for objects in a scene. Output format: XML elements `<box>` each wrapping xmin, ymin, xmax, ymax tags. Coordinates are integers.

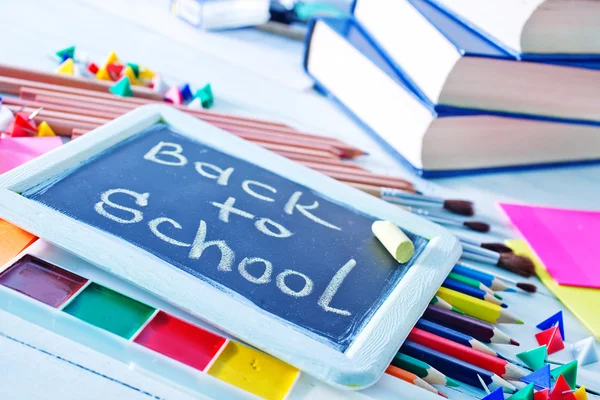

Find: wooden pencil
<box><xmin>408</xmin><ymin>328</ymin><xmax>527</xmax><ymax>380</ymax></box>
<box><xmin>415</xmin><ymin>319</ymin><xmax>502</xmax><ymax>358</ymax></box>
<box><xmin>422</xmin><ymin>305</ymin><xmax>518</xmax><ymax>345</ymax></box>
<box><xmin>0</xmin><ymin>63</ymin><xmax>161</xmax><ymax>99</ymax></box>
<box><xmin>392</xmin><ymin>352</ymin><xmax>460</xmax><ymax>387</ymax></box>
<box><xmin>436</xmin><ymin>287</ymin><xmax>522</xmax><ymax>324</ymax></box>
<box><xmin>401</xmin><ymin>340</ymin><xmax>515</xmax><ymax>392</ymax></box>
<box><xmin>385</xmin><ymin>365</ymin><xmax>447</xmax><ymax>397</ymax></box>
<box><xmin>442</xmin><ymin>278</ymin><xmax>505</xmax><ymax>307</ymax></box>
<box><xmin>452</xmin><ymin>264</ymin><xmax>513</xmax><ymax>292</ymax></box>
<box><xmin>447</xmin><ymin>272</ymin><xmax>496</xmax><ymax>296</ymax></box>
<box><xmin>430</xmin><ymin>296</ymin><xmax>464</xmax><ymax>314</ymax></box>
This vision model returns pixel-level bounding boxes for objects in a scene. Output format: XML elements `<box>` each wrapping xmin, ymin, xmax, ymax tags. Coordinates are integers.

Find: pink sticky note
<box><xmin>499</xmin><ymin>202</ymin><xmax>600</xmax><ymax>288</ymax></box>
<box><xmin>0</xmin><ymin>137</ymin><xmax>62</xmax><ymax>174</ymax></box>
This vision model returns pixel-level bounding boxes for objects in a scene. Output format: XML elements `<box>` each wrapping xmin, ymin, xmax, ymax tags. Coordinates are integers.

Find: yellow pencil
<box><xmin>436</xmin><ymin>287</ymin><xmax>523</xmax><ymax>325</ymax></box>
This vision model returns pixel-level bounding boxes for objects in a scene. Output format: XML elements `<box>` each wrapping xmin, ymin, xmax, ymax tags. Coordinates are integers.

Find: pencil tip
<box><xmin>446</xmin><ymin>377</ymin><xmax>461</xmax><ymax>387</ymax></box>
<box><xmin>505</xmin><ymin>288</ymin><xmax>517</xmax><ymax>293</ymax></box>
<box><xmin>451</xmin><ymin>307</ymin><xmax>466</xmax><ymax>315</ymax></box>
<box><xmin>501</xmin><ymin>303</ymin><xmax>508</xmax><ymax>308</ymax></box>
<box><xmin>516</xmin><ymin>319</ymin><xmax>524</xmax><ymax>325</ymax></box>
<box><xmin>509</xmin><ymin>339</ymin><xmax>520</xmax><ymax>346</ymax></box>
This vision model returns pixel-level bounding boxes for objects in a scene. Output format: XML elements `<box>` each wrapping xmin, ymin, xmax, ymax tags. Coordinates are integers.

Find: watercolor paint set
<box><xmin>0</xmin><ymin>239</ymin><xmax>301</xmax><ymax>400</ymax></box>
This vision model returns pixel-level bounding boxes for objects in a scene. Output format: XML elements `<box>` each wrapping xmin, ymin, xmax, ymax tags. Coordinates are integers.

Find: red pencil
<box><xmin>408</xmin><ymin>327</ymin><xmax>526</xmax><ymax>381</ymax></box>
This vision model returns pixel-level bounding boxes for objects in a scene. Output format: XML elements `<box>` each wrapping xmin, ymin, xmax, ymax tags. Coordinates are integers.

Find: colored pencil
<box><xmin>452</xmin><ymin>264</ymin><xmax>513</xmax><ymax>292</ymax></box>
<box><xmin>415</xmin><ymin>319</ymin><xmax>502</xmax><ymax>358</ymax></box>
<box><xmin>436</xmin><ymin>287</ymin><xmax>522</xmax><ymax>324</ymax></box>
<box><xmin>385</xmin><ymin>365</ymin><xmax>447</xmax><ymax>397</ymax></box>
<box><xmin>447</xmin><ymin>272</ymin><xmax>496</xmax><ymax>297</ymax></box>
<box><xmin>430</xmin><ymin>296</ymin><xmax>464</xmax><ymax>314</ymax></box>
<box><xmin>408</xmin><ymin>328</ymin><xmax>527</xmax><ymax>380</ymax></box>
<box><xmin>392</xmin><ymin>352</ymin><xmax>460</xmax><ymax>387</ymax></box>
<box><xmin>401</xmin><ymin>340</ymin><xmax>515</xmax><ymax>392</ymax></box>
<box><xmin>442</xmin><ymin>278</ymin><xmax>505</xmax><ymax>307</ymax></box>
<box><xmin>423</xmin><ymin>305</ymin><xmax>519</xmax><ymax>345</ymax></box>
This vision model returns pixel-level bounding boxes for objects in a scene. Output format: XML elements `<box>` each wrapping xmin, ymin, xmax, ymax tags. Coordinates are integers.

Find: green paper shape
<box><xmin>517</xmin><ymin>345</ymin><xmax>548</xmax><ymax>370</ymax></box>
<box><xmin>110</xmin><ymin>77</ymin><xmax>133</xmax><ymax>97</ymax></box>
<box><xmin>550</xmin><ymin>360</ymin><xmax>578</xmax><ymax>389</ymax></box>
<box><xmin>195</xmin><ymin>83</ymin><xmax>214</xmax><ymax>108</ymax></box>
<box><xmin>127</xmin><ymin>63</ymin><xmax>140</xmax><ymax>78</ymax></box>
<box><xmin>55</xmin><ymin>45</ymin><xmax>75</xmax><ymax>60</ymax></box>
<box><xmin>508</xmin><ymin>383</ymin><xmax>534</xmax><ymax>400</ymax></box>
<box><xmin>63</xmin><ymin>283</ymin><xmax>155</xmax><ymax>339</ymax></box>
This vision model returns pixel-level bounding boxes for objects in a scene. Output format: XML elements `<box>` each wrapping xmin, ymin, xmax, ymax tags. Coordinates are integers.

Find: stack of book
<box><xmin>303</xmin><ymin>0</ymin><xmax>600</xmax><ymax>177</ymax></box>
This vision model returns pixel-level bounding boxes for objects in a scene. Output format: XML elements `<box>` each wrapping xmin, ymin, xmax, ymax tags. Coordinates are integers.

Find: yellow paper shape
<box><xmin>0</xmin><ymin>219</ymin><xmax>37</xmax><ymax>267</ymax></box>
<box><xmin>56</xmin><ymin>58</ymin><xmax>74</xmax><ymax>75</ymax></box>
<box><xmin>37</xmin><ymin>121</ymin><xmax>56</xmax><ymax>137</ymax></box>
<box><xmin>507</xmin><ymin>239</ymin><xmax>600</xmax><ymax>338</ymax></box>
<box><xmin>138</xmin><ymin>66</ymin><xmax>155</xmax><ymax>81</ymax></box>
<box><xmin>574</xmin><ymin>386</ymin><xmax>589</xmax><ymax>400</ymax></box>
<box><xmin>96</xmin><ymin>66</ymin><xmax>111</xmax><ymax>81</ymax></box>
<box><xmin>208</xmin><ymin>342</ymin><xmax>299</xmax><ymax>400</ymax></box>
<box><xmin>122</xmin><ymin>66</ymin><xmax>138</xmax><ymax>86</ymax></box>
<box><xmin>105</xmin><ymin>51</ymin><xmax>119</xmax><ymax>66</ymax></box>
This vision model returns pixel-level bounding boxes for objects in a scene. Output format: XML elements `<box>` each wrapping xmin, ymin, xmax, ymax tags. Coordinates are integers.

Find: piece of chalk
<box><xmin>372</xmin><ymin>220</ymin><xmax>414</xmax><ymax>263</ymax></box>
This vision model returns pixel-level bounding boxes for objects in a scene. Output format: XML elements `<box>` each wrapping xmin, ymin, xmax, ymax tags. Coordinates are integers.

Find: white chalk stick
<box><xmin>371</xmin><ymin>220</ymin><xmax>414</xmax><ymax>263</ymax></box>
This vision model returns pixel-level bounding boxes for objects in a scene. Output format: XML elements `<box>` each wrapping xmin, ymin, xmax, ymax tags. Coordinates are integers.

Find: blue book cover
<box><xmin>303</xmin><ymin>16</ymin><xmax>600</xmax><ymax>178</ymax></box>
<box><xmin>351</xmin><ymin>0</ymin><xmax>600</xmax><ymax>63</ymax></box>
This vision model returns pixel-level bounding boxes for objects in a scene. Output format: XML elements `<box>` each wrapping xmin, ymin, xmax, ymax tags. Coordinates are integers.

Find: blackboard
<box><xmin>22</xmin><ymin>123</ymin><xmax>428</xmax><ymax>351</ymax></box>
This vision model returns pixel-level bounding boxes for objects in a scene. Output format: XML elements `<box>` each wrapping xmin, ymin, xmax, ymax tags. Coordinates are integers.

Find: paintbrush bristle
<box><xmin>516</xmin><ymin>282</ymin><xmax>537</xmax><ymax>293</ymax></box>
<box><xmin>463</xmin><ymin>221</ymin><xmax>490</xmax><ymax>233</ymax></box>
<box><xmin>443</xmin><ymin>200</ymin><xmax>474</xmax><ymax>216</ymax></box>
<box><xmin>481</xmin><ymin>243</ymin><xmax>514</xmax><ymax>253</ymax></box>
<box><xmin>497</xmin><ymin>253</ymin><xmax>535</xmax><ymax>277</ymax></box>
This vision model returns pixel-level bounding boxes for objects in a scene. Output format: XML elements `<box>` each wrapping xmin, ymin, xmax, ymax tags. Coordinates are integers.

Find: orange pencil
<box><xmin>385</xmin><ymin>365</ymin><xmax>447</xmax><ymax>397</ymax></box>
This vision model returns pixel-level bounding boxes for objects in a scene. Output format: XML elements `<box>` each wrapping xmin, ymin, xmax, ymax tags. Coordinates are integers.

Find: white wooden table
<box><xmin>0</xmin><ymin>0</ymin><xmax>598</xmax><ymax>398</ymax></box>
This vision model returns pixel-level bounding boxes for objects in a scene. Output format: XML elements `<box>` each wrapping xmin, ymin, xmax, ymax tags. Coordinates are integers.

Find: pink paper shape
<box><xmin>0</xmin><ymin>137</ymin><xmax>62</xmax><ymax>174</ymax></box>
<box><xmin>499</xmin><ymin>202</ymin><xmax>600</xmax><ymax>289</ymax></box>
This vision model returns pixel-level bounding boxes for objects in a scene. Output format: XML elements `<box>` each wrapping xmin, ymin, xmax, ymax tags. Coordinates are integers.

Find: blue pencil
<box><xmin>415</xmin><ymin>319</ymin><xmax>504</xmax><ymax>359</ymax></box>
<box><xmin>452</xmin><ymin>264</ymin><xmax>514</xmax><ymax>292</ymax></box>
<box><xmin>401</xmin><ymin>340</ymin><xmax>515</xmax><ymax>392</ymax></box>
<box><xmin>442</xmin><ymin>278</ymin><xmax>507</xmax><ymax>307</ymax></box>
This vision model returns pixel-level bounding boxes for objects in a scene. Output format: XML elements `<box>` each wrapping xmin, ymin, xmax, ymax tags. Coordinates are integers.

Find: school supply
<box><xmin>572</xmin><ymin>337</ymin><xmax>598</xmax><ymax>367</ymax></box>
<box><xmin>0</xmin><ymin>219</ymin><xmax>37</xmax><ymax>266</ymax></box>
<box><xmin>453</xmin><ymin>263</ymin><xmax>525</xmax><ymax>292</ymax></box>
<box><xmin>171</xmin><ymin>0</ymin><xmax>271</xmax><ymax>30</ymax></box>
<box><xmin>0</xmin><ymin>105</ymin><xmax>460</xmax><ymax>388</ymax></box>
<box><xmin>384</xmin><ymin>365</ymin><xmax>445</xmax><ymax>396</ymax></box>
<box><xmin>351</xmin><ymin>0</ymin><xmax>600</xmax><ymax>122</ymax></box>
<box><xmin>400</xmin><ymin>340</ymin><xmax>516</xmax><ymax>391</ymax></box>
<box><xmin>447</xmin><ymin>271</ymin><xmax>495</xmax><ymax>296</ymax></box>
<box><xmin>500</xmin><ymin>203</ymin><xmax>600</xmax><ymax>288</ymax></box>
<box><xmin>422</xmin><ymin>0</ymin><xmax>600</xmax><ymax>57</ymax></box>
<box><xmin>391</xmin><ymin>352</ymin><xmax>459</xmax><ymax>387</ymax></box>
<box><xmin>436</xmin><ymin>287</ymin><xmax>522</xmax><ymax>324</ymax></box>
<box><xmin>303</xmin><ymin>17</ymin><xmax>600</xmax><ymax>177</ymax></box>
<box><xmin>407</xmin><ymin>327</ymin><xmax>527</xmax><ymax>380</ymax></box>
<box><xmin>506</xmin><ymin>239</ymin><xmax>600</xmax><ymax>338</ymax></box>
<box><xmin>422</xmin><ymin>305</ymin><xmax>518</xmax><ymax>345</ymax></box>
<box><xmin>461</xmin><ymin>242</ymin><xmax>535</xmax><ymax>277</ymax></box>
<box><xmin>415</xmin><ymin>319</ymin><xmax>500</xmax><ymax>358</ymax></box>
<box><xmin>454</xmin><ymin>233</ymin><xmax>513</xmax><ymax>254</ymax></box>
<box><xmin>0</xmin><ymin>137</ymin><xmax>63</xmax><ymax>174</ymax></box>
<box><xmin>442</xmin><ymin>278</ymin><xmax>504</xmax><ymax>306</ymax></box>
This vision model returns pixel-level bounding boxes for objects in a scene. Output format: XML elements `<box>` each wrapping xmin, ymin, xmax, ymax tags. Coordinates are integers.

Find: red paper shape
<box><xmin>550</xmin><ymin>375</ymin><xmax>574</xmax><ymax>400</ymax></box>
<box><xmin>534</xmin><ymin>388</ymin><xmax>549</xmax><ymax>400</ymax></box>
<box><xmin>7</xmin><ymin>113</ymin><xmax>37</xmax><ymax>137</ymax></box>
<box><xmin>87</xmin><ymin>62</ymin><xmax>99</xmax><ymax>75</ymax></box>
<box><xmin>106</xmin><ymin>62</ymin><xmax>124</xmax><ymax>81</ymax></box>
<box><xmin>535</xmin><ymin>326</ymin><xmax>565</xmax><ymax>355</ymax></box>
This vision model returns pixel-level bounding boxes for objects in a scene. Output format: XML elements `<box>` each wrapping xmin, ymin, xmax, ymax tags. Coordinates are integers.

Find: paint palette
<box><xmin>0</xmin><ymin>105</ymin><xmax>460</xmax><ymax>387</ymax></box>
<box><xmin>0</xmin><ymin>240</ymin><xmax>300</xmax><ymax>400</ymax></box>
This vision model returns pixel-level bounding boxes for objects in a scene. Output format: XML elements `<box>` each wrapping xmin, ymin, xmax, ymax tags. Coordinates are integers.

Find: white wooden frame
<box><xmin>0</xmin><ymin>104</ymin><xmax>461</xmax><ymax>389</ymax></box>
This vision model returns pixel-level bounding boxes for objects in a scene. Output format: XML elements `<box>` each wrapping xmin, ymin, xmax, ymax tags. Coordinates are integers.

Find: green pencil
<box><xmin>448</xmin><ymin>272</ymin><xmax>502</xmax><ymax>300</ymax></box>
<box><xmin>430</xmin><ymin>295</ymin><xmax>465</xmax><ymax>315</ymax></box>
<box><xmin>392</xmin><ymin>352</ymin><xmax>460</xmax><ymax>387</ymax></box>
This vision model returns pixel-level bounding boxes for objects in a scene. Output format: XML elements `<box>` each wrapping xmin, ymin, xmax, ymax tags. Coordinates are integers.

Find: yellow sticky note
<box><xmin>0</xmin><ymin>219</ymin><xmax>37</xmax><ymax>267</ymax></box>
<box><xmin>208</xmin><ymin>342</ymin><xmax>299</xmax><ymax>400</ymax></box>
<box><xmin>507</xmin><ymin>239</ymin><xmax>600</xmax><ymax>338</ymax></box>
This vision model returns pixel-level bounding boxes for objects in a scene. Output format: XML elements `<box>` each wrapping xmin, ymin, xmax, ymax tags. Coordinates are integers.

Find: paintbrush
<box><xmin>401</xmin><ymin>206</ymin><xmax>489</xmax><ymax>233</ymax></box>
<box><xmin>454</xmin><ymin>233</ymin><xmax>514</xmax><ymax>254</ymax></box>
<box><xmin>461</xmin><ymin>244</ymin><xmax>535</xmax><ymax>277</ymax></box>
<box><xmin>379</xmin><ymin>187</ymin><xmax>475</xmax><ymax>216</ymax></box>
